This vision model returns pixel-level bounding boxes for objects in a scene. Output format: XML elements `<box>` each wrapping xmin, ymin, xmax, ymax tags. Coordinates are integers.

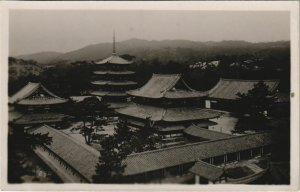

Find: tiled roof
<box><xmin>31</xmin><ymin>125</ymin><xmax>100</xmax><ymax>183</ymax></box>
<box><xmin>123</xmin><ymin>131</ymin><xmax>274</xmax><ymax>176</ymax></box>
<box><xmin>128</xmin><ymin>74</ymin><xmax>207</xmax><ymax>99</ymax></box>
<box><xmin>163</xmin><ymin>108</ymin><xmax>221</xmax><ymax>122</ymax></box>
<box><xmin>208</xmin><ymin>78</ymin><xmax>280</xmax><ymax>100</ymax></box>
<box><xmin>93</xmin><ymin>70</ymin><xmax>135</xmax><ymax>75</ymax></box>
<box><xmin>9</xmin><ymin>82</ymin><xmax>68</xmax><ymax>105</ymax></box>
<box><xmin>95</xmin><ymin>55</ymin><xmax>133</xmax><ymax>65</ymax></box>
<box><xmin>91</xmin><ymin>80</ymin><xmax>137</xmax><ymax>86</ymax></box>
<box><xmin>17</xmin><ymin>98</ymin><xmax>67</xmax><ymax>105</ymax></box>
<box><xmin>164</xmin><ymin>90</ymin><xmax>208</xmax><ymax>99</ymax></box>
<box><xmin>116</xmin><ymin>103</ymin><xmax>221</xmax><ymax>122</ymax></box>
<box><xmin>13</xmin><ymin>113</ymin><xmax>69</xmax><ymax>125</ymax></box>
<box><xmin>90</xmin><ymin>91</ymin><xmax>127</xmax><ymax>97</ymax></box>
<box><xmin>189</xmin><ymin>160</ymin><xmax>224</xmax><ymax>181</ymax></box>
<box><xmin>9</xmin><ymin>82</ymin><xmax>38</xmax><ymax>104</ymax></box>
<box><xmin>184</xmin><ymin>124</ymin><xmax>234</xmax><ymax>140</ymax></box>
<box><xmin>31</xmin><ymin>125</ymin><xmax>274</xmax><ymax>180</ymax></box>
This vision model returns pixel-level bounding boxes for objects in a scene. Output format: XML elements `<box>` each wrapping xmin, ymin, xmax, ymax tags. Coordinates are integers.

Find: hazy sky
<box><xmin>9</xmin><ymin>10</ymin><xmax>290</xmax><ymax>56</ymax></box>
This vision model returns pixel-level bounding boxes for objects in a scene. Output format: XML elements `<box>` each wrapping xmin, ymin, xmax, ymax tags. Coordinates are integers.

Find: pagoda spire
<box><xmin>112</xmin><ymin>30</ymin><xmax>116</xmax><ymax>55</ymax></box>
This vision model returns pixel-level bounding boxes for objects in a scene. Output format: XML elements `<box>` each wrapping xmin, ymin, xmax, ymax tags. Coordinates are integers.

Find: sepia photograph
<box><xmin>1</xmin><ymin>1</ymin><xmax>299</xmax><ymax>191</ymax></box>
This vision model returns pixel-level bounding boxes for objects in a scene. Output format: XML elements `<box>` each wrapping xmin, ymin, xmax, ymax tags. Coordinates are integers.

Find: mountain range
<box><xmin>14</xmin><ymin>39</ymin><xmax>290</xmax><ymax>65</ymax></box>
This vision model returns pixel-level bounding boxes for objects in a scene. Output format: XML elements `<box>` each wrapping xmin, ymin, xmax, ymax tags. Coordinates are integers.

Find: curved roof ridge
<box><xmin>95</xmin><ymin>54</ymin><xmax>133</xmax><ymax>65</ymax></box>
<box><xmin>161</xmin><ymin>74</ymin><xmax>181</xmax><ymax>96</ymax></box>
<box><xmin>9</xmin><ymin>82</ymin><xmax>40</xmax><ymax>104</ymax></box>
<box><xmin>9</xmin><ymin>82</ymin><xmax>68</xmax><ymax>104</ymax></box>
<box><xmin>179</xmin><ymin>78</ymin><xmax>198</xmax><ymax>92</ymax></box>
<box><xmin>39</xmin><ymin>84</ymin><xmax>68</xmax><ymax>101</ymax></box>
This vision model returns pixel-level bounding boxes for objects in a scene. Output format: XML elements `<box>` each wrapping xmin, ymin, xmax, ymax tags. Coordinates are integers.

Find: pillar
<box><xmin>195</xmin><ymin>175</ymin><xmax>200</xmax><ymax>184</ymax></box>
<box><xmin>237</xmin><ymin>152</ymin><xmax>240</xmax><ymax>161</ymax></box>
<box><xmin>179</xmin><ymin>164</ymin><xmax>183</xmax><ymax>175</ymax></box>
<box><xmin>250</xmin><ymin>149</ymin><xmax>253</xmax><ymax>157</ymax></box>
<box><xmin>223</xmin><ymin>154</ymin><xmax>227</xmax><ymax>163</ymax></box>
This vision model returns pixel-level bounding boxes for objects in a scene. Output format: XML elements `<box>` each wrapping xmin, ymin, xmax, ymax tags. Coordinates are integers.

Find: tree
<box><xmin>93</xmin><ymin>119</ymin><xmax>163</xmax><ymax>182</ymax></box>
<box><xmin>72</xmin><ymin>97</ymin><xmax>109</xmax><ymax>144</ymax></box>
<box><xmin>93</xmin><ymin>135</ymin><xmax>126</xmax><ymax>183</ymax></box>
<box><xmin>131</xmin><ymin>117</ymin><xmax>163</xmax><ymax>153</ymax></box>
<box><xmin>93</xmin><ymin>120</ymin><xmax>133</xmax><ymax>183</ymax></box>
<box><xmin>234</xmin><ymin>81</ymin><xmax>276</xmax><ymax>133</ymax></box>
<box><xmin>237</xmin><ymin>81</ymin><xmax>276</xmax><ymax>117</ymax></box>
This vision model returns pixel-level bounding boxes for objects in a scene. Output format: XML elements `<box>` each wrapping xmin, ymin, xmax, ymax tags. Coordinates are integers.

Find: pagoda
<box><xmin>90</xmin><ymin>33</ymin><xmax>137</xmax><ymax>106</ymax></box>
<box><xmin>9</xmin><ymin>82</ymin><xmax>69</xmax><ymax>129</ymax></box>
<box><xmin>116</xmin><ymin>74</ymin><xmax>222</xmax><ymax>147</ymax></box>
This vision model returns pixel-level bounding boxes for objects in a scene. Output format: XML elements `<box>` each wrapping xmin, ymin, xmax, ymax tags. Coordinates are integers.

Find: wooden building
<box><xmin>116</xmin><ymin>74</ymin><xmax>222</xmax><ymax>146</ymax></box>
<box><xmin>9</xmin><ymin>82</ymin><xmax>69</xmax><ymax>129</ymax></box>
<box><xmin>30</xmin><ymin>125</ymin><xmax>99</xmax><ymax>183</ymax></box>
<box><xmin>31</xmin><ymin>124</ymin><xmax>274</xmax><ymax>184</ymax></box>
<box><xmin>183</xmin><ymin>124</ymin><xmax>233</xmax><ymax>143</ymax></box>
<box><xmin>122</xmin><ymin>131</ymin><xmax>273</xmax><ymax>183</ymax></box>
<box><xmin>205</xmin><ymin>78</ymin><xmax>280</xmax><ymax>112</ymax></box>
<box><xmin>90</xmin><ymin>33</ymin><xmax>137</xmax><ymax>106</ymax></box>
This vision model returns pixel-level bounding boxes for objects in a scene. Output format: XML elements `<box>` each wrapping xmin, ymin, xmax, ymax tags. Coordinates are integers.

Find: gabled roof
<box><xmin>208</xmin><ymin>78</ymin><xmax>280</xmax><ymax>100</ymax></box>
<box><xmin>184</xmin><ymin>124</ymin><xmax>234</xmax><ymax>140</ymax></box>
<box><xmin>116</xmin><ymin>103</ymin><xmax>222</xmax><ymax>122</ymax></box>
<box><xmin>31</xmin><ymin>125</ymin><xmax>100</xmax><ymax>183</ymax></box>
<box><xmin>189</xmin><ymin>161</ymin><xmax>224</xmax><ymax>181</ymax></box>
<box><xmin>9</xmin><ymin>82</ymin><xmax>68</xmax><ymax>105</ymax></box>
<box><xmin>123</xmin><ymin>131</ymin><xmax>274</xmax><ymax>176</ymax></box>
<box><xmin>95</xmin><ymin>55</ymin><xmax>133</xmax><ymax>65</ymax></box>
<box><xmin>128</xmin><ymin>74</ymin><xmax>207</xmax><ymax>99</ymax></box>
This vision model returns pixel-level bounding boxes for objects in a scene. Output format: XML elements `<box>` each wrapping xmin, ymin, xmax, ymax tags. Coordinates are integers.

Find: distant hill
<box><xmin>15</xmin><ymin>39</ymin><xmax>290</xmax><ymax>65</ymax></box>
<box><xmin>9</xmin><ymin>57</ymin><xmax>43</xmax><ymax>81</ymax></box>
<box><xmin>15</xmin><ymin>51</ymin><xmax>63</xmax><ymax>65</ymax></box>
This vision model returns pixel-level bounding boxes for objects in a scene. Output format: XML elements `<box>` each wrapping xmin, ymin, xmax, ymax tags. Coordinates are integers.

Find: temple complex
<box><xmin>9</xmin><ymin>82</ymin><xmax>69</xmax><ymax>129</ymax></box>
<box><xmin>90</xmin><ymin>33</ymin><xmax>137</xmax><ymax>106</ymax></box>
<box><xmin>116</xmin><ymin>74</ymin><xmax>222</xmax><ymax>146</ymax></box>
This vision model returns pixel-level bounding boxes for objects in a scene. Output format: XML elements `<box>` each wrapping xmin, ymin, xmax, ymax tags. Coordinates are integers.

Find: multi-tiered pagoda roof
<box><xmin>90</xmin><ymin>34</ymin><xmax>137</xmax><ymax>104</ymax></box>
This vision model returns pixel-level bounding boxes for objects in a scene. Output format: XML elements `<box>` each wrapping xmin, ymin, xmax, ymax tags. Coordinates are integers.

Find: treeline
<box><xmin>9</xmin><ymin>48</ymin><xmax>290</xmax><ymax>97</ymax></box>
<box><xmin>8</xmin><ymin>61</ymin><xmax>93</xmax><ymax>97</ymax></box>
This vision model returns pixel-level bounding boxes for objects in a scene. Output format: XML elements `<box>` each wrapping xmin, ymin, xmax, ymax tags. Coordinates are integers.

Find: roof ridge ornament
<box><xmin>112</xmin><ymin>30</ymin><xmax>116</xmax><ymax>55</ymax></box>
